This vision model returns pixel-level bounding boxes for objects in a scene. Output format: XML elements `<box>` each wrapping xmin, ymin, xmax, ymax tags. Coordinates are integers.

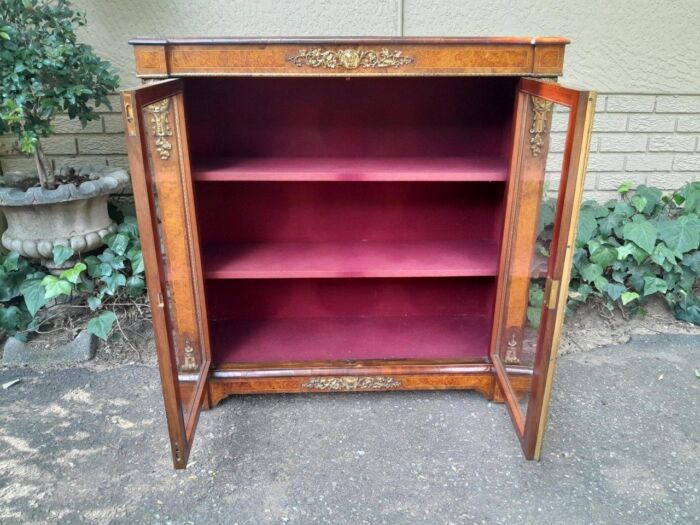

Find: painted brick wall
<box><xmin>1</xmin><ymin>0</ymin><xmax>699</xmax><ymax>196</ymax></box>
<box><xmin>547</xmin><ymin>94</ymin><xmax>700</xmax><ymax>197</ymax></box>
<box><xmin>0</xmin><ymin>95</ymin><xmax>127</xmax><ymax>175</ymax></box>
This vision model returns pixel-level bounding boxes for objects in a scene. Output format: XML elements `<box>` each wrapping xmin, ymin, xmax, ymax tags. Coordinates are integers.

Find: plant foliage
<box><xmin>531</xmin><ymin>182</ymin><xmax>700</xmax><ymax>327</ymax></box>
<box><xmin>0</xmin><ymin>0</ymin><xmax>119</xmax><ymax>187</ymax></box>
<box><xmin>0</xmin><ymin>216</ymin><xmax>145</xmax><ymax>341</ymax></box>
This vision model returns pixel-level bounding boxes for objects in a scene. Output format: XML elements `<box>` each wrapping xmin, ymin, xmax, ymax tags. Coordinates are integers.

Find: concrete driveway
<box><xmin>0</xmin><ymin>334</ymin><xmax>698</xmax><ymax>524</ymax></box>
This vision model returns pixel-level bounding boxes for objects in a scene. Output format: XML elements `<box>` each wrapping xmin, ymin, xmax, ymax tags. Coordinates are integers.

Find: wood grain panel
<box><xmin>131</xmin><ymin>39</ymin><xmax>567</xmax><ymax>77</ymax></box>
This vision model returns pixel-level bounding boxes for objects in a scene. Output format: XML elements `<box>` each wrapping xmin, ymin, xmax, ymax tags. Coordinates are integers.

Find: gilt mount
<box><xmin>302</xmin><ymin>376</ymin><xmax>402</xmax><ymax>391</ymax></box>
<box><xmin>147</xmin><ymin>99</ymin><xmax>173</xmax><ymax>160</ymax></box>
<box><xmin>529</xmin><ymin>96</ymin><xmax>553</xmax><ymax>157</ymax></box>
<box><xmin>288</xmin><ymin>48</ymin><xmax>414</xmax><ymax>70</ymax></box>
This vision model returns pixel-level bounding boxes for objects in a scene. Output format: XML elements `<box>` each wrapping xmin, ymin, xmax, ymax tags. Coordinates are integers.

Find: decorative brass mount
<box><xmin>288</xmin><ymin>48</ymin><xmax>414</xmax><ymax>69</ymax></box>
<box><xmin>504</xmin><ymin>331</ymin><xmax>520</xmax><ymax>365</ymax></box>
<box><xmin>302</xmin><ymin>376</ymin><xmax>402</xmax><ymax>391</ymax></box>
<box><xmin>179</xmin><ymin>340</ymin><xmax>198</xmax><ymax>372</ymax></box>
<box><xmin>529</xmin><ymin>96</ymin><xmax>553</xmax><ymax>157</ymax></box>
<box><xmin>147</xmin><ymin>99</ymin><xmax>173</xmax><ymax>160</ymax></box>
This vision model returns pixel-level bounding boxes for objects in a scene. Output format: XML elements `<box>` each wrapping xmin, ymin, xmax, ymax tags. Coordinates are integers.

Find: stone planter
<box><xmin>0</xmin><ymin>167</ymin><xmax>129</xmax><ymax>269</ymax></box>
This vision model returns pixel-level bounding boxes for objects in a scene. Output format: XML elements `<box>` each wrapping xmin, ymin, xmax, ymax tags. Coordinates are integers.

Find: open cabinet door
<box><xmin>122</xmin><ymin>80</ymin><xmax>211</xmax><ymax>468</ymax></box>
<box><xmin>491</xmin><ymin>79</ymin><xmax>596</xmax><ymax>459</ymax></box>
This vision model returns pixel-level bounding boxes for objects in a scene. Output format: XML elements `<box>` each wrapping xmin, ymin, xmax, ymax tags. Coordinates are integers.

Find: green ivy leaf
<box><xmin>101</xmin><ymin>272</ymin><xmax>126</xmax><ymax>295</ymax></box>
<box><xmin>0</xmin><ymin>306</ymin><xmax>23</xmax><ymax>332</ymax></box>
<box><xmin>681</xmin><ymin>182</ymin><xmax>700</xmax><ymax>213</ymax></box>
<box><xmin>87</xmin><ymin>296</ymin><xmax>102</xmax><ymax>311</ymax></box>
<box><xmin>580</xmin><ymin>262</ymin><xmax>603</xmax><ymax>283</ymax></box>
<box><xmin>617</xmin><ymin>181</ymin><xmax>633</xmax><ymax>194</ymax></box>
<box><xmin>598</xmin><ymin>213</ymin><xmax>623</xmax><ymax>237</ymax></box>
<box><xmin>590</xmin><ymin>245</ymin><xmax>618</xmax><ymax>267</ymax></box>
<box><xmin>52</xmin><ymin>245</ymin><xmax>74</xmax><ymax>266</ymax></box>
<box><xmin>59</xmin><ymin>262</ymin><xmax>86</xmax><ymax>284</ymax></box>
<box><xmin>86</xmin><ymin>311</ymin><xmax>117</xmax><ymax>341</ymax></box>
<box><xmin>621</xmin><ymin>291</ymin><xmax>640</xmax><ymax>305</ymax></box>
<box><xmin>643</xmin><ymin>276</ymin><xmax>668</xmax><ymax>296</ymax></box>
<box><xmin>657</xmin><ymin>216</ymin><xmax>700</xmax><ymax>257</ymax></box>
<box><xmin>104</xmin><ymin>232</ymin><xmax>130</xmax><ymax>256</ymax></box>
<box><xmin>19</xmin><ymin>279</ymin><xmax>47</xmax><ymax>317</ymax></box>
<box><xmin>634</xmin><ymin>185</ymin><xmax>662</xmax><ymax>214</ymax></box>
<box><xmin>41</xmin><ymin>275</ymin><xmax>72</xmax><ymax>299</ymax></box>
<box><xmin>606</xmin><ymin>283</ymin><xmax>627</xmax><ymax>301</ymax></box>
<box><xmin>576</xmin><ymin>209</ymin><xmax>598</xmax><ymax>245</ymax></box>
<box><xmin>127</xmin><ymin>248</ymin><xmax>144</xmax><ymax>274</ymax></box>
<box><xmin>2</xmin><ymin>251</ymin><xmax>20</xmax><ymax>272</ymax></box>
<box><xmin>631</xmin><ymin>195</ymin><xmax>648</xmax><ymax>213</ymax></box>
<box><xmin>98</xmin><ymin>250</ymin><xmax>125</xmax><ymax>270</ymax></box>
<box><xmin>117</xmin><ymin>216</ymin><xmax>139</xmax><ymax>238</ymax></box>
<box><xmin>126</xmin><ymin>275</ymin><xmax>145</xmax><ymax>297</ymax></box>
<box><xmin>617</xmin><ymin>242</ymin><xmax>648</xmax><ymax>265</ymax></box>
<box><xmin>622</xmin><ymin>216</ymin><xmax>657</xmax><ymax>254</ymax></box>
<box><xmin>651</xmin><ymin>243</ymin><xmax>677</xmax><ymax>266</ymax></box>
<box><xmin>681</xmin><ymin>250</ymin><xmax>700</xmax><ymax>273</ymax></box>
<box><xmin>593</xmin><ymin>275</ymin><xmax>609</xmax><ymax>293</ymax></box>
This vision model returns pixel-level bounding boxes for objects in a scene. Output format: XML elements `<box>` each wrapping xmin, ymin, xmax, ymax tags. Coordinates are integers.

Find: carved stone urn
<box><xmin>0</xmin><ymin>167</ymin><xmax>129</xmax><ymax>270</ymax></box>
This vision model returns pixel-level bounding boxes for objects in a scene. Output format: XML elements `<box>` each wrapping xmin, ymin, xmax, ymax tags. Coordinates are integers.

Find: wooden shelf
<box><xmin>193</xmin><ymin>157</ymin><xmax>508</xmax><ymax>182</ymax></box>
<box><xmin>210</xmin><ymin>315</ymin><xmax>491</xmax><ymax>363</ymax></box>
<box><xmin>202</xmin><ymin>240</ymin><xmax>500</xmax><ymax>279</ymax></box>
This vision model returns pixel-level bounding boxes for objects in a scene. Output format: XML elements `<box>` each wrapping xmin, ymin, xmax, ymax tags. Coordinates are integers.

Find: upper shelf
<box><xmin>130</xmin><ymin>36</ymin><xmax>567</xmax><ymax>78</ymax></box>
<box><xmin>192</xmin><ymin>157</ymin><xmax>509</xmax><ymax>182</ymax></box>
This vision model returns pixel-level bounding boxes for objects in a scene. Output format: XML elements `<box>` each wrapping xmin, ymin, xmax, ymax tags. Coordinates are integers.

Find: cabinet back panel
<box><xmin>205</xmin><ymin>277</ymin><xmax>494</xmax><ymax>320</ymax></box>
<box><xmin>195</xmin><ymin>181</ymin><xmax>505</xmax><ymax>243</ymax></box>
<box><xmin>185</xmin><ymin>77</ymin><xmax>516</xmax><ymax>158</ymax></box>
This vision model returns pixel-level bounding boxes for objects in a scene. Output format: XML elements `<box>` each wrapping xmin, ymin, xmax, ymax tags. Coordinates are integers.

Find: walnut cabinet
<box><xmin>121</xmin><ymin>37</ymin><xmax>596</xmax><ymax>468</ymax></box>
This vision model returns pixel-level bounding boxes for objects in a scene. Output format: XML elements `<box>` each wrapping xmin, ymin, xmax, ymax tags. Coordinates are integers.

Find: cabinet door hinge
<box><xmin>544</xmin><ymin>278</ymin><xmax>560</xmax><ymax>309</ymax></box>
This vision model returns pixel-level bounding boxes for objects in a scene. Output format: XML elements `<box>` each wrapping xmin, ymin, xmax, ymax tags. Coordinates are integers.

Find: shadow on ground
<box><xmin>0</xmin><ymin>334</ymin><xmax>698</xmax><ymax>524</ymax></box>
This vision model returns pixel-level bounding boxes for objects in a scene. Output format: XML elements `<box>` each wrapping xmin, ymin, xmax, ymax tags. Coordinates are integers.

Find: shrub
<box><xmin>0</xmin><ymin>0</ymin><xmax>119</xmax><ymax>188</ymax></box>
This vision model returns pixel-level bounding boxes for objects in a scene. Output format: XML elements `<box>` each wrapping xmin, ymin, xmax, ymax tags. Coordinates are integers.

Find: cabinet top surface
<box><xmin>130</xmin><ymin>36</ymin><xmax>569</xmax><ymax>78</ymax></box>
<box><xmin>129</xmin><ymin>36</ymin><xmax>570</xmax><ymax>46</ymax></box>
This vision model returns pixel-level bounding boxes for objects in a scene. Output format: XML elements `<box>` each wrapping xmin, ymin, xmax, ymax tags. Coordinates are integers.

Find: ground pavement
<box><xmin>0</xmin><ymin>334</ymin><xmax>698</xmax><ymax>524</ymax></box>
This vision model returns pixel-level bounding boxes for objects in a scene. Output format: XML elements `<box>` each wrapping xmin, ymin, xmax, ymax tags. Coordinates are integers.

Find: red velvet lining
<box><xmin>205</xmin><ymin>278</ymin><xmax>495</xmax><ymax>363</ymax></box>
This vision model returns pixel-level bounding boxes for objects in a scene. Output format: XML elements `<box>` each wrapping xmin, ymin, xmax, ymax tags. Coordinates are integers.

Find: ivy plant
<box><xmin>531</xmin><ymin>182</ymin><xmax>700</xmax><ymax>327</ymax></box>
<box><xmin>0</xmin><ymin>0</ymin><xmax>119</xmax><ymax>188</ymax></box>
<box><xmin>0</xmin><ymin>216</ymin><xmax>145</xmax><ymax>341</ymax></box>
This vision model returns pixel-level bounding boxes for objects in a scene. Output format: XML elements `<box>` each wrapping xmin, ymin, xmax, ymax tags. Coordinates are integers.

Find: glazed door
<box><xmin>122</xmin><ymin>80</ymin><xmax>210</xmax><ymax>469</ymax></box>
<box><xmin>491</xmin><ymin>79</ymin><xmax>596</xmax><ymax>459</ymax></box>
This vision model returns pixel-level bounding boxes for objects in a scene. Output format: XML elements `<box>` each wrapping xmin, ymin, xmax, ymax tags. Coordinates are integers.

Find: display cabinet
<box><xmin>122</xmin><ymin>37</ymin><xmax>595</xmax><ymax>468</ymax></box>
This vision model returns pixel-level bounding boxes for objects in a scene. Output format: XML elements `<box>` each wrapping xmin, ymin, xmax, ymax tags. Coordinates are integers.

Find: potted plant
<box><xmin>0</xmin><ymin>0</ymin><xmax>127</xmax><ymax>270</ymax></box>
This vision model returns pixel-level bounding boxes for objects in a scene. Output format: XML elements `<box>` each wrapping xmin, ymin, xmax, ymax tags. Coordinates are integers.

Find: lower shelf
<box><xmin>210</xmin><ymin>315</ymin><xmax>491</xmax><ymax>364</ymax></box>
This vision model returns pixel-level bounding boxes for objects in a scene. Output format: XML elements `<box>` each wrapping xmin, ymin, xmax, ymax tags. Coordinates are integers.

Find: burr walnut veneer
<box><xmin>122</xmin><ymin>37</ymin><xmax>595</xmax><ymax>468</ymax></box>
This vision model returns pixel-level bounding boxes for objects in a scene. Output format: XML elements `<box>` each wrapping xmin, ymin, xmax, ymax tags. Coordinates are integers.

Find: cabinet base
<box><xmin>189</xmin><ymin>362</ymin><xmax>531</xmax><ymax>409</ymax></box>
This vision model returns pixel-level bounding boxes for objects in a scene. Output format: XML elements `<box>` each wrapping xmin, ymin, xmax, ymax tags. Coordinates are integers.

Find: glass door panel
<box><xmin>123</xmin><ymin>80</ymin><xmax>210</xmax><ymax>468</ymax></box>
<box><xmin>491</xmin><ymin>79</ymin><xmax>596</xmax><ymax>459</ymax></box>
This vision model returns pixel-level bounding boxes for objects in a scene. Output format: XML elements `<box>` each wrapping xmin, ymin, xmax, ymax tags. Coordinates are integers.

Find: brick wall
<box><xmin>0</xmin><ymin>94</ymin><xmax>127</xmax><ymax>175</ymax></box>
<box><xmin>1</xmin><ymin>92</ymin><xmax>699</xmax><ymax>199</ymax></box>
<box><xmin>548</xmin><ymin>93</ymin><xmax>700</xmax><ymax>199</ymax></box>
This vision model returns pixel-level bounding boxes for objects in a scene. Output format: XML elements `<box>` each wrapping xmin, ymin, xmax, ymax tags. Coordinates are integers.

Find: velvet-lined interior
<box><xmin>184</xmin><ymin>76</ymin><xmax>515</xmax><ymax>363</ymax></box>
<box><xmin>205</xmin><ymin>278</ymin><xmax>495</xmax><ymax>363</ymax></box>
<box><xmin>185</xmin><ymin>76</ymin><xmax>517</xmax><ymax>159</ymax></box>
